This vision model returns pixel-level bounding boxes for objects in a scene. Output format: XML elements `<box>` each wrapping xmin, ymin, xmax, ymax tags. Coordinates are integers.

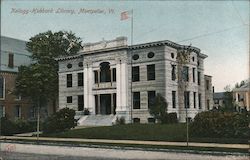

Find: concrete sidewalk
<box><xmin>0</xmin><ymin>136</ymin><xmax>249</xmax><ymax>149</ymax></box>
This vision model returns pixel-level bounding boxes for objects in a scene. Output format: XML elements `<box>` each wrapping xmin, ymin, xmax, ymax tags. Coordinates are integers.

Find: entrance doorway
<box><xmin>100</xmin><ymin>94</ymin><xmax>111</xmax><ymax>114</ymax></box>
<box><xmin>95</xmin><ymin>93</ymin><xmax>116</xmax><ymax>115</ymax></box>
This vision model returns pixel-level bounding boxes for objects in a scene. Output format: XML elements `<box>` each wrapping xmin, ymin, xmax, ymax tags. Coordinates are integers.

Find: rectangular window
<box><xmin>183</xmin><ymin>66</ymin><xmax>189</xmax><ymax>82</ymax></box>
<box><xmin>29</xmin><ymin>106</ymin><xmax>36</xmax><ymax>118</ymax></box>
<box><xmin>132</xmin><ymin>66</ymin><xmax>140</xmax><ymax>82</ymax></box>
<box><xmin>0</xmin><ymin>77</ymin><xmax>4</xmax><ymax>99</ymax></box>
<box><xmin>193</xmin><ymin>92</ymin><xmax>196</xmax><ymax>108</ymax></box>
<box><xmin>112</xmin><ymin>68</ymin><xmax>116</xmax><ymax>82</ymax></box>
<box><xmin>133</xmin><ymin>92</ymin><xmax>140</xmax><ymax>109</ymax></box>
<box><xmin>15</xmin><ymin>105</ymin><xmax>21</xmax><ymax>118</ymax></box>
<box><xmin>198</xmin><ymin>94</ymin><xmax>202</xmax><ymax>109</ymax></box>
<box><xmin>172</xmin><ymin>91</ymin><xmax>176</xmax><ymax>108</ymax></box>
<box><xmin>67</xmin><ymin>96</ymin><xmax>72</xmax><ymax>103</ymax></box>
<box><xmin>207</xmin><ymin>99</ymin><xmax>210</xmax><ymax>110</ymax></box>
<box><xmin>94</xmin><ymin>71</ymin><xmax>98</xmax><ymax>83</ymax></box>
<box><xmin>206</xmin><ymin>80</ymin><xmax>209</xmax><ymax>90</ymax></box>
<box><xmin>184</xmin><ymin>91</ymin><xmax>190</xmax><ymax>108</ymax></box>
<box><xmin>192</xmin><ymin>68</ymin><xmax>196</xmax><ymax>82</ymax></box>
<box><xmin>148</xmin><ymin>91</ymin><xmax>156</xmax><ymax>108</ymax></box>
<box><xmin>78</xmin><ymin>72</ymin><xmax>84</xmax><ymax>86</ymax></box>
<box><xmin>171</xmin><ymin>65</ymin><xmax>176</xmax><ymax>81</ymax></box>
<box><xmin>198</xmin><ymin>71</ymin><xmax>201</xmax><ymax>85</ymax></box>
<box><xmin>95</xmin><ymin>95</ymin><xmax>99</xmax><ymax>114</ymax></box>
<box><xmin>147</xmin><ymin>64</ymin><xmax>155</xmax><ymax>80</ymax></box>
<box><xmin>78</xmin><ymin>95</ymin><xmax>84</xmax><ymax>111</ymax></box>
<box><xmin>8</xmin><ymin>53</ymin><xmax>14</xmax><ymax>68</ymax></box>
<box><xmin>67</xmin><ymin>74</ymin><xmax>72</xmax><ymax>87</ymax></box>
<box><xmin>0</xmin><ymin>105</ymin><xmax>5</xmax><ymax>117</ymax></box>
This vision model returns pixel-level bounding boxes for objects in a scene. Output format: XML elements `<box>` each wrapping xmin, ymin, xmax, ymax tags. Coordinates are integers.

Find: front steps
<box><xmin>77</xmin><ymin>115</ymin><xmax>117</xmax><ymax>126</ymax></box>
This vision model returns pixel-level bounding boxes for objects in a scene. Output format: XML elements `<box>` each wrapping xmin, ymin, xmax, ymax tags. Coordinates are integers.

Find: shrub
<box><xmin>167</xmin><ymin>112</ymin><xmax>178</xmax><ymax>124</ymax></box>
<box><xmin>43</xmin><ymin>108</ymin><xmax>77</xmax><ymax>134</ymax></box>
<box><xmin>83</xmin><ymin>108</ymin><xmax>90</xmax><ymax>115</ymax></box>
<box><xmin>0</xmin><ymin>117</ymin><xmax>37</xmax><ymax>135</ymax></box>
<box><xmin>14</xmin><ymin>119</ymin><xmax>37</xmax><ymax>133</ymax></box>
<box><xmin>116</xmin><ymin>116</ymin><xmax>125</xmax><ymax>125</ymax></box>
<box><xmin>190</xmin><ymin>111</ymin><xmax>250</xmax><ymax>138</ymax></box>
<box><xmin>149</xmin><ymin>94</ymin><xmax>169</xmax><ymax>124</ymax></box>
<box><xmin>1</xmin><ymin>117</ymin><xmax>16</xmax><ymax>135</ymax></box>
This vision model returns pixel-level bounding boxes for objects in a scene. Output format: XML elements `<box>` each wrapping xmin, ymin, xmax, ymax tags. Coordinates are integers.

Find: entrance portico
<box><xmin>83</xmin><ymin>58</ymin><xmax>128</xmax><ymax>119</ymax></box>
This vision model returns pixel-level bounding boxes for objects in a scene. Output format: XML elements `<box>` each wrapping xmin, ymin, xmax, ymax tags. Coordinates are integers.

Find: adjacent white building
<box><xmin>56</xmin><ymin>37</ymin><xmax>213</xmax><ymax>125</ymax></box>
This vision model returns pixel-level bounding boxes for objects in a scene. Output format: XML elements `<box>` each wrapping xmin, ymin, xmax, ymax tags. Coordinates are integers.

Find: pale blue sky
<box><xmin>1</xmin><ymin>0</ymin><xmax>249</xmax><ymax>91</ymax></box>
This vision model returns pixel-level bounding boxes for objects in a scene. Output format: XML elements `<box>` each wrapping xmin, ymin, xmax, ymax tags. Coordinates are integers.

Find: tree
<box><xmin>176</xmin><ymin>47</ymin><xmax>191</xmax><ymax>147</ymax></box>
<box><xmin>16</xmin><ymin>64</ymin><xmax>57</xmax><ymax>108</ymax></box>
<box><xmin>239</xmin><ymin>80</ymin><xmax>245</xmax><ymax>87</ymax></box>
<box><xmin>235</xmin><ymin>82</ymin><xmax>240</xmax><ymax>88</ymax></box>
<box><xmin>43</xmin><ymin>108</ymin><xmax>77</xmax><ymax>134</ymax></box>
<box><xmin>16</xmin><ymin>30</ymin><xmax>82</xmax><ymax>138</ymax></box>
<box><xmin>149</xmin><ymin>94</ymin><xmax>169</xmax><ymax>123</ymax></box>
<box><xmin>16</xmin><ymin>30</ymin><xmax>82</xmax><ymax>109</ymax></box>
<box><xmin>220</xmin><ymin>85</ymin><xmax>235</xmax><ymax>112</ymax></box>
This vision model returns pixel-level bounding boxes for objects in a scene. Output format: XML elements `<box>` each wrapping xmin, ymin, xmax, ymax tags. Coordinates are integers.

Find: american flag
<box><xmin>121</xmin><ymin>11</ymin><xmax>130</xmax><ymax>20</ymax></box>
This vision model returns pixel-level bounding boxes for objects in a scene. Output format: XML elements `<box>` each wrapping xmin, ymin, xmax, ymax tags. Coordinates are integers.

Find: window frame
<box><xmin>198</xmin><ymin>71</ymin><xmax>201</xmax><ymax>85</ymax></box>
<box><xmin>67</xmin><ymin>96</ymin><xmax>73</xmax><ymax>103</ymax></box>
<box><xmin>78</xmin><ymin>95</ymin><xmax>84</xmax><ymax>111</ymax></box>
<box><xmin>66</xmin><ymin>74</ymin><xmax>73</xmax><ymax>88</ymax></box>
<box><xmin>183</xmin><ymin>66</ymin><xmax>189</xmax><ymax>82</ymax></box>
<box><xmin>78</xmin><ymin>72</ymin><xmax>84</xmax><ymax>86</ymax></box>
<box><xmin>112</xmin><ymin>68</ymin><xmax>116</xmax><ymax>82</ymax></box>
<box><xmin>132</xmin><ymin>66</ymin><xmax>140</xmax><ymax>82</ymax></box>
<box><xmin>147</xmin><ymin>64</ymin><xmax>155</xmax><ymax>81</ymax></box>
<box><xmin>193</xmin><ymin>92</ymin><xmax>196</xmax><ymax>108</ymax></box>
<box><xmin>184</xmin><ymin>91</ymin><xmax>190</xmax><ymax>108</ymax></box>
<box><xmin>0</xmin><ymin>77</ymin><xmax>5</xmax><ymax>99</ymax></box>
<box><xmin>148</xmin><ymin>91</ymin><xmax>156</xmax><ymax>109</ymax></box>
<box><xmin>15</xmin><ymin>105</ymin><xmax>21</xmax><ymax>118</ymax></box>
<box><xmin>171</xmin><ymin>65</ymin><xmax>176</xmax><ymax>81</ymax></box>
<box><xmin>192</xmin><ymin>68</ymin><xmax>196</xmax><ymax>83</ymax></box>
<box><xmin>172</xmin><ymin>91</ymin><xmax>176</xmax><ymax>108</ymax></box>
<box><xmin>198</xmin><ymin>94</ymin><xmax>202</xmax><ymax>109</ymax></box>
<box><xmin>133</xmin><ymin>92</ymin><xmax>140</xmax><ymax>109</ymax></box>
<box><xmin>8</xmin><ymin>53</ymin><xmax>14</xmax><ymax>68</ymax></box>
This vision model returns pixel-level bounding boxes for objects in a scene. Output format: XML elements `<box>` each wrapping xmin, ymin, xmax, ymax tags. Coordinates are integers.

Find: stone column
<box><xmin>97</xmin><ymin>94</ymin><xmax>101</xmax><ymax>114</ymax></box>
<box><xmin>116</xmin><ymin>61</ymin><xmax>121</xmax><ymax>110</ymax></box>
<box><xmin>116</xmin><ymin>58</ymin><xmax>129</xmax><ymax>122</ymax></box>
<box><xmin>120</xmin><ymin>62</ymin><xmax>128</xmax><ymax>110</ymax></box>
<box><xmin>111</xmin><ymin>68</ymin><xmax>113</xmax><ymax>86</ymax></box>
<box><xmin>98</xmin><ymin>70</ymin><xmax>100</xmax><ymax>87</ymax></box>
<box><xmin>84</xmin><ymin>65</ymin><xmax>89</xmax><ymax>111</ymax></box>
<box><xmin>88</xmin><ymin>65</ymin><xmax>95</xmax><ymax>114</ymax></box>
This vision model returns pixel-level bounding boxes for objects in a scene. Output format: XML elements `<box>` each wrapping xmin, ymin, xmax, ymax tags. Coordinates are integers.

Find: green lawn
<box><xmin>44</xmin><ymin>123</ymin><xmax>248</xmax><ymax>144</ymax></box>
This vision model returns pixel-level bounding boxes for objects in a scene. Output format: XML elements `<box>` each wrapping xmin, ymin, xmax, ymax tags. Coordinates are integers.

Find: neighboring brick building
<box><xmin>0</xmin><ymin>36</ymin><xmax>35</xmax><ymax>120</ymax></box>
<box><xmin>56</xmin><ymin>37</ymin><xmax>213</xmax><ymax>125</ymax></box>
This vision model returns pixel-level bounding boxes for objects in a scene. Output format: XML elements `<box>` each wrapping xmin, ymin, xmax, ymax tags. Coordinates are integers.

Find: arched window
<box><xmin>100</xmin><ymin>62</ymin><xmax>111</xmax><ymax>82</ymax></box>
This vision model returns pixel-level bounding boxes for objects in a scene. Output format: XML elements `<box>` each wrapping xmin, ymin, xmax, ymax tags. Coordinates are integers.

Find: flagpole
<box><xmin>130</xmin><ymin>9</ymin><xmax>134</xmax><ymax>124</ymax></box>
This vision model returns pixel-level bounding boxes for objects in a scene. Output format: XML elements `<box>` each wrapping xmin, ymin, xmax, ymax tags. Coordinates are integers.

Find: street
<box><xmin>0</xmin><ymin>142</ymin><xmax>248</xmax><ymax>160</ymax></box>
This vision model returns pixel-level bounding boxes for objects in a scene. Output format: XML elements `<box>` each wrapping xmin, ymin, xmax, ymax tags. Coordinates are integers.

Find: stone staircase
<box><xmin>77</xmin><ymin>115</ymin><xmax>117</xmax><ymax>126</ymax></box>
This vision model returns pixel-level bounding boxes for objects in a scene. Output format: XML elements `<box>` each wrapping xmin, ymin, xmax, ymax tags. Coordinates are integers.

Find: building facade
<box><xmin>57</xmin><ymin>37</ymin><xmax>213</xmax><ymax>123</ymax></box>
<box><xmin>0</xmin><ymin>36</ymin><xmax>35</xmax><ymax>120</ymax></box>
<box><xmin>233</xmin><ymin>82</ymin><xmax>250</xmax><ymax>112</ymax></box>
